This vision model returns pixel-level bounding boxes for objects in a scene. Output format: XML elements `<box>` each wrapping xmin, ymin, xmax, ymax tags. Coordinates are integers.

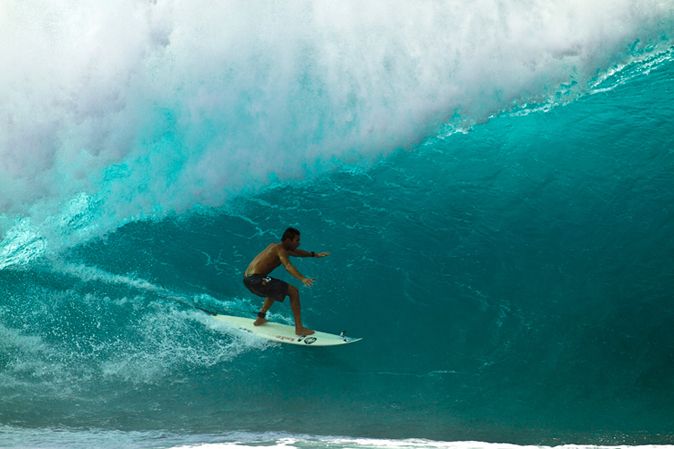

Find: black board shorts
<box><xmin>243</xmin><ymin>274</ymin><xmax>289</xmax><ymax>302</ymax></box>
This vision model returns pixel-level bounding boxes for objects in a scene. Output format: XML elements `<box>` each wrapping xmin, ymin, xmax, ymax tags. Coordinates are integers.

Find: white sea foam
<box><xmin>0</xmin><ymin>426</ymin><xmax>671</xmax><ymax>449</ymax></box>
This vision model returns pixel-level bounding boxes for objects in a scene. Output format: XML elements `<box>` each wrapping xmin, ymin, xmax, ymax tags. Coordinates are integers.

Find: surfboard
<box><xmin>212</xmin><ymin>314</ymin><xmax>362</xmax><ymax>346</ymax></box>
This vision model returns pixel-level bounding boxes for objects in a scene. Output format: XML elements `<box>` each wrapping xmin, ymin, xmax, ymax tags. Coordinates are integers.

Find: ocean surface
<box><xmin>1</xmin><ymin>1</ymin><xmax>674</xmax><ymax>448</ymax></box>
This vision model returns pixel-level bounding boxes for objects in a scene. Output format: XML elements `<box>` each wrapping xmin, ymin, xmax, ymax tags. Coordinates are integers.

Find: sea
<box><xmin>1</xmin><ymin>1</ymin><xmax>674</xmax><ymax>448</ymax></box>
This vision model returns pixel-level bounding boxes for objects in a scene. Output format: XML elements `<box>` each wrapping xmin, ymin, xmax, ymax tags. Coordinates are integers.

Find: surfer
<box><xmin>243</xmin><ymin>227</ymin><xmax>330</xmax><ymax>336</ymax></box>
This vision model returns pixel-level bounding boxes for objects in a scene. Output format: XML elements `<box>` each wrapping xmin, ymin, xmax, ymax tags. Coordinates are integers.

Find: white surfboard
<box><xmin>212</xmin><ymin>314</ymin><xmax>362</xmax><ymax>346</ymax></box>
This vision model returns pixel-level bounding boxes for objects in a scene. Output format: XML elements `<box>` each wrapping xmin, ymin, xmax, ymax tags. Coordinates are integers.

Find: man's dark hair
<box><xmin>281</xmin><ymin>227</ymin><xmax>300</xmax><ymax>242</ymax></box>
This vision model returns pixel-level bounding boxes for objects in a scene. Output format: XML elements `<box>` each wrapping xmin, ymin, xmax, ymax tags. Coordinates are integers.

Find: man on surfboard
<box><xmin>243</xmin><ymin>227</ymin><xmax>330</xmax><ymax>336</ymax></box>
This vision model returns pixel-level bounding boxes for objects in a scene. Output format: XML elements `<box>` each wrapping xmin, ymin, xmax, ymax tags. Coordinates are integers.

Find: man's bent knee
<box><xmin>287</xmin><ymin>285</ymin><xmax>299</xmax><ymax>299</ymax></box>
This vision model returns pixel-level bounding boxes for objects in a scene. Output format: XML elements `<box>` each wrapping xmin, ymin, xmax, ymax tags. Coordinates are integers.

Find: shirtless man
<box><xmin>243</xmin><ymin>227</ymin><xmax>330</xmax><ymax>336</ymax></box>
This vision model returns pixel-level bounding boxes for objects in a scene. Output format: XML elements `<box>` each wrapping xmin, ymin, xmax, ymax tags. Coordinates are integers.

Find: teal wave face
<box><xmin>1</xmin><ymin>2</ymin><xmax>674</xmax><ymax>445</ymax></box>
<box><xmin>3</xmin><ymin>51</ymin><xmax>674</xmax><ymax>442</ymax></box>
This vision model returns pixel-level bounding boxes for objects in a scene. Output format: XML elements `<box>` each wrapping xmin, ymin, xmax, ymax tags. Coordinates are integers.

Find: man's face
<box><xmin>284</xmin><ymin>235</ymin><xmax>300</xmax><ymax>251</ymax></box>
<box><xmin>290</xmin><ymin>235</ymin><xmax>301</xmax><ymax>250</ymax></box>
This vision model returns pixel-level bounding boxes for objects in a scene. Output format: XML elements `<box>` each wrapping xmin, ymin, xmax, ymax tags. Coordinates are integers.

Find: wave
<box><xmin>2</xmin><ymin>2</ymin><xmax>674</xmax><ymax>443</ymax></box>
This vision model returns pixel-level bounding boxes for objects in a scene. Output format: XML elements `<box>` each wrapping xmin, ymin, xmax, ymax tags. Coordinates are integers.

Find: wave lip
<box><xmin>1</xmin><ymin>1</ymin><xmax>673</xmax><ymax>245</ymax></box>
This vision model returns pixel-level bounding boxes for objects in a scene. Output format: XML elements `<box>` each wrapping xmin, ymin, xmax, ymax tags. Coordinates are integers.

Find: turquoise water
<box><xmin>1</xmin><ymin>1</ymin><xmax>674</xmax><ymax>447</ymax></box>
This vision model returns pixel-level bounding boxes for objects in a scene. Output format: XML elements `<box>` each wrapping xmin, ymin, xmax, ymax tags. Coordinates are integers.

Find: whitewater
<box><xmin>1</xmin><ymin>1</ymin><xmax>674</xmax><ymax>448</ymax></box>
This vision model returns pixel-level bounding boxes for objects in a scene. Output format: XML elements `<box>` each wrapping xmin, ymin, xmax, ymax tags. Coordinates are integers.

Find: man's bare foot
<box><xmin>254</xmin><ymin>317</ymin><xmax>268</xmax><ymax>326</ymax></box>
<box><xmin>295</xmin><ymin>326</ymin><xmax>315</xmax><ymax>336</ymax></box>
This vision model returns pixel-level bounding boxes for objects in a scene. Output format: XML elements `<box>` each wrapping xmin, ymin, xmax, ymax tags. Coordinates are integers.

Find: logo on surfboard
<box><xmin>276</xmin><ymin>334</ymin><xmax>318</xmax><ymax>344</ymax></box>
<box><xmin>298</xmin><ymin>335</ymin><xmax>317</xmax><ymax>345</ymax></box>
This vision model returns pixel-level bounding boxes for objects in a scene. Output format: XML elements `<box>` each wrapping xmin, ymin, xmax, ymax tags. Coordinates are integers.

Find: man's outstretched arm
<box><xmin>289</xmin><ymin>249</ymin><xmax>330</xmax><ymax>258</ymax></box>
<box><xmin>279</xmin><ymin>248</ymin><xmax>315</xmax><ymax>286</ymax></box>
